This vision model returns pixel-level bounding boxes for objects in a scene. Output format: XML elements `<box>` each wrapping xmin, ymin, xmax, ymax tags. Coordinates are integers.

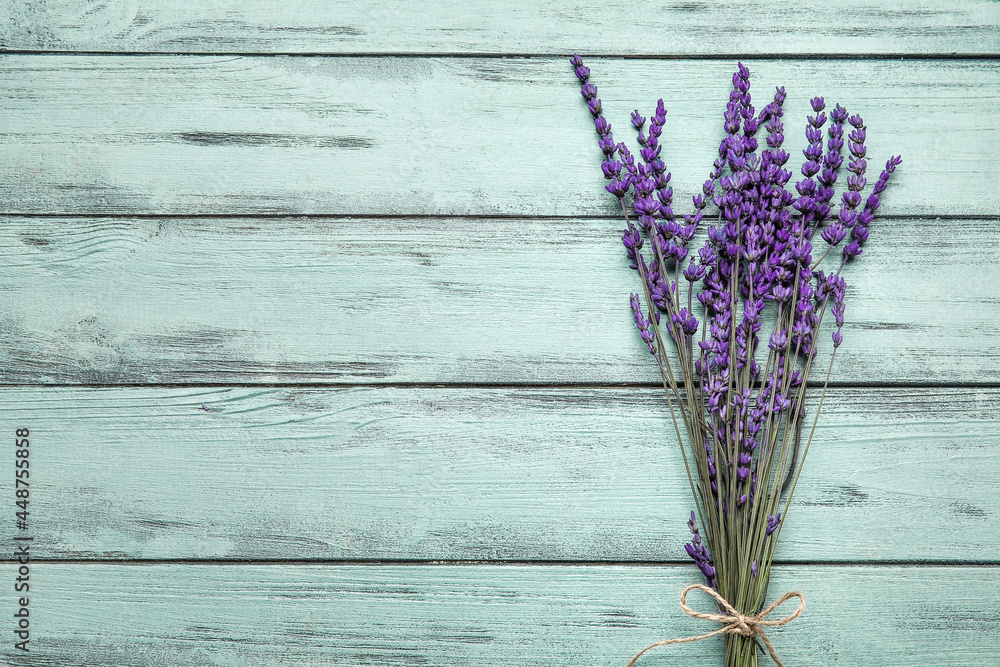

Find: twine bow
<box><xmin>625</xmin><ymin>584</ymin><xmax>805</xmax><ymax>667</ymax></box>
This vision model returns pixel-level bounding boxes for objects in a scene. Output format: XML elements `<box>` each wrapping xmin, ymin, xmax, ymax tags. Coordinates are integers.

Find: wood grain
<box><xmin>5</xmin><ymin>386</ymin><xmax>997</xmax><ymax>561</ymax></box>
<box><xmin>0</xmin><ymin>57</ymin><xmax>996</xmax><ymax>216</ymax></box>
<box><xmin>5</xmin><ymin>563</ymin><xmax>998</xmax><ymax>666</ymax></box>
<box><xmin>1</xmin><ymin>216</ymin><xmax>997</xmax><ymax>385</ymax></box>
<box><xmin>2</xmin><ymin>10</ymin><xmax>998</xmax><ymax>664</ymax></box>
<box><xmin>2</xmin><ymin>0</ymin><xmax>998</xmax><ymax>55</ymax></box>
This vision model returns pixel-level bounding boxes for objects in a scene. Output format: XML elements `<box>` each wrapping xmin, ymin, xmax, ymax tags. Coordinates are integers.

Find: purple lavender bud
<box><xmin>848</xmin><ymin>113</ymin><xmax>864</xmax><ymax>128</ymax></box>
<box><xmin>587</xmin><ymin>98</ymin><xmax>602</xmax><ymax>117</ymax></box>
<box><xmin>766</xmin><ymin>514</ymin><xmax>781</xmax><ymax>535</ymax></box>
<box><xmin>601</xmin><ymin>159</ymin><xmax>621</xmax><ymax>180</ymax></box>
<box><xmin>821</xmin><ymin>221</ymin><xmax>847</xmax><ymax>246</ymax></box>
<box><xmin>841</xmin><ymin>191</ymin><xmax>861</xmax><ymax>209</ymax></box>
<box><xmin>569</xmin><ymin>54</ymin><xmax>584</xmax><ymax>68</ymax></box>
<box><xmin>683</xmin><ymin>262</ymin><xmax>707</xmax><ymax>282</ymax></box>
<box><xmin>672</xmin><ymin>308</ymin><xmax>699</xmax><ymax>336</ymax></box>
<box><xmin>594</xmin><ymin>116</ymin><xmax>611</xmax><ymax>135</ymax></box>
<box><xmin>580</xmin><ymin>83</ymin><xmax>597</xmax><ymax>100</ymax></box>
<box><xmin>631</xmin><ymin>110</ymin><xmax>646</xmax><ymax>130</ymax></box>
<box><xmin>606</xmin><ymin>178</ymin><xmax>629</xmax><ymax>198</ymax></box>
<box><xmin>769</xmin><ymin>330</ymin><xmax>788</xmax><ymax>350</ymax></box>
<box><xmin>810</xmin><ymin>97</ymin><xmax>825</xmax><ymax>112</ymax></box>
<box><xmin>842</xmin><ymin>239</ymin><xmax>861</xmax><ymax>260</ymax></box>
<box><xmin>641</xmin><ymin>144</ymin><xmax>661</xmax><ymax>162</ymax></box>
<box><xmin>574</xmin><ymin>65</ymin><xmax>590</xmax><ymax>82</ymax></box>
<box><xmin>808</xmin><ymin>111</ymin><xmax>827</xmax><ymax>129</ymax></box>
<box><xmin>832</xmin><ymin>330</ymin><xmax>843</xmax><ymax>347</ymax></box>
<box><xmin>597</xmin><ymin>135</ymin><xmax>617</xmax><ymax>157</ymax></box>
<box><xmin>771</xmin><ymin>284</ymin><xmax>793</xmax><ymax>302</ymax></box>
<box><xmin>622</xmin><ymin>225</ymin><xmax>643</xmax><ymax>268</ymax></box>
<box><xmin>751</xmin><ymin>560</ymin><xmax>758</xmax><ymax>577</ymax></box>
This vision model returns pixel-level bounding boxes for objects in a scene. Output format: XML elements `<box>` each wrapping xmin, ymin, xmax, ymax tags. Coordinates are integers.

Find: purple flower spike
<box><xmin>766</xmin><ymin>514</ymin><xmax>782</xmax><ymax>535</ymax></box>
<box><xmin>686</xmin><ymin>511</ymin><xmax>716</xmax><ymax>588</ymax></box>
<box><xmin>843</xmin><ymin>155</ymin><xmax>901</xmax><ymax>262</ymax></box>
<box><xmin>829</xmin><ymin>275</ymin><xmax>847</xmax><ymax>347</ymax></box>
<box><xmin>622</xmin><ymin>224</ymin><xmax>643</xmax><ymax>268</ymax></box>
<box><xmin>630</xmin><ymin>293</ymin><xmax>657</xmax><ymax>354</ymax></box>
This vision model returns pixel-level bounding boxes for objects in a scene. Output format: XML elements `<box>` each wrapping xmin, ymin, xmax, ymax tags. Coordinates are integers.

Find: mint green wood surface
<box><xmin>1</xmin><ymin>386</ymin><xmax>996</xmax><ymax>561</ymax></box>
<box><xmin>2</xmin><ymin>3</ymin><xmax>999</xmax><ymax>666</ymax></box>
<box><xmin>0</xmin><ymin>58</ymin><xmax>997</xmax><ymax>216</ymax></box>
<box><xmin>1</xmin><ymin>216</ymin><xmax>997</xmax><ymax>384</ymax></box>
<box><xmin>5</xmin><ymin>563</ymin><xmax>998</xmax><ymax>666</ymax></box>
<box><xmin>2</xmin><ymin>1</ymin><xmax>998</xmax><ymax>55</ymax></box>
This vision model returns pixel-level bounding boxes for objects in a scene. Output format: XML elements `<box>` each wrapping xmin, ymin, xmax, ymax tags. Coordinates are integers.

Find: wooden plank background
<box><xmin>2</xmin><ymin>1</ymin><xmax>999</xmax><ymax>665</ymax></box>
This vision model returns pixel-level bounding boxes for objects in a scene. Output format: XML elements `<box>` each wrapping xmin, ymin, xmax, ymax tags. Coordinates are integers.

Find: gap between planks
<box><xmin>3</xmin><ymin>51</ymin><xmax>1000</xmax><ymax>59</ymax></box>
<box><xmin>1</xmin><ymin>558</ymin><xmax>998</xmax><ymax>567</ymax></box>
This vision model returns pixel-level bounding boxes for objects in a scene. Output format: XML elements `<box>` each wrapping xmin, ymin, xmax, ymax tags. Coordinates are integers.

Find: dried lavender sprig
<box><xmin>841</xmin><ymin>155</ymin><xmax>902</xmax><ymax>265</ymax></box>
<box><xmin>570</xmin><ymin>59</ymin><xmax>900</xmax><ymax>642</ymax></box>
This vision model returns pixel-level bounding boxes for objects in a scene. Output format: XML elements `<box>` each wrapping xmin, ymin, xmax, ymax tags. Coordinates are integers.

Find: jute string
<box><xmin>625</xmin><ymin>584</ymin><xmax>805</xmax><ymax>667</ymax></box>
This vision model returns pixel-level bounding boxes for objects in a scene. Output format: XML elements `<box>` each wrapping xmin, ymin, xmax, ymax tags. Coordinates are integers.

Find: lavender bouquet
<box><xmin>570</xmin><ymin>56</ymin><xmax>901</xmax><ymax>667</ymax></box>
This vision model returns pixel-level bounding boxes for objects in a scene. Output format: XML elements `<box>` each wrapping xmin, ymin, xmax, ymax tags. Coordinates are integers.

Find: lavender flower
<box><xmin>686</xmin><ymin>511</ymin><xmax>716</xmax><ymax>586</ymax></box>
<box><xmin>571</xmin><ymin>58</ymin><xmax>900</xmax><ymax>639</ymax></box>
<box><xmin>630</xmin><ymin>293</ymin><xmax>656</xmax><ymax>354</ymax></box>
<box><xmin>571</xmin><ymin>54</ymin><xmax>630</xmax><ymax>201</ymax></box>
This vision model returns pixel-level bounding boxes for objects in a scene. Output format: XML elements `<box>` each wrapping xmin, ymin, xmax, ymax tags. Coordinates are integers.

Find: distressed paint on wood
<box><xmin>0</xmin><ymin>5</ymin><xmax>998</xmax><ymax>663</ymax></box>
<box><xmin>1</xmin><ymin>216</ymin><xmax>997</xmax><ymax>385</ymax></box>
<box><xmin>3</xmin><ymin>563</ymin><xmax>998</xmax><ymax>666</ymax></box>
<box><xmin>4</xmin><ymin>386</ymin><xmax>998</xmax><ymax>561</ymax></box>
<box><xmin>2</xmin><ymin>0</ymin><xmax>999</xmax><ymax>55</ymax></box>
<box><xmin>0</xmin><ymin>57</ymin><xmax>997</xmax><ymax>216</ymax></box>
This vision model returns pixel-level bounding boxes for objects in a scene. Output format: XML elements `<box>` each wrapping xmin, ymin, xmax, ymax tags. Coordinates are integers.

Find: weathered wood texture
<box><xmin>1</xmin><ymin>216</ymin><xmax>997</xmax><ymax>385</ymax></box>
<box><xmin>2</xmin><ymin>4</ymin><xmax>999</xmax><ymax>665</ymax></box>
<box><xmin>2</xmin><ymin>1</ymin><xmax>999</xmax><ymax>55</ymax></box>
<box><xmin>4</xmin><ymin>563</ymin><xmax>998</xmax><ymax>666</ymax></box>
<box><xmin>0</xmin><ymin>57</ymin><xmax>997</xmax><ymax>216</ymax></box>
<box><xmin>4</xmin><ymin>386</ymin><xmax>998</xmax><ymax>561</ymax></box>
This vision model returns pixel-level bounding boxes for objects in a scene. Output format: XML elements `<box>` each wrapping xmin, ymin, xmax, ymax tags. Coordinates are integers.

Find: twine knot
<box><xmin>625</xmin><ymin>584</ymin><xmax>804</xmax><ymax>667</ymax></box>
